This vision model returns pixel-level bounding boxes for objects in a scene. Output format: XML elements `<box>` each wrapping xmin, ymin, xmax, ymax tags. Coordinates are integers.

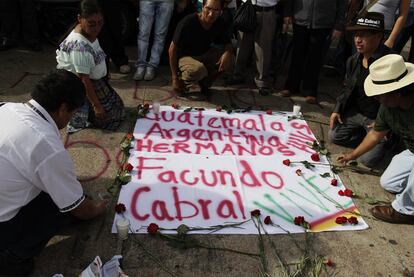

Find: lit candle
<box><xmin>152</xmin><ymin>102</ymin><xmax>160</xmax><ymax>114</ymax></box>
<box><xmin>116</xmin><ymin>218</ymin><xmax>130</xmax><ymax>240</ymax></box>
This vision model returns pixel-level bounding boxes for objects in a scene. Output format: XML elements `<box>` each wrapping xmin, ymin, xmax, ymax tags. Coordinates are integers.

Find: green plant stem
<box><xmin>252</xmin><ymin>217</ymin><xmax>269</xmax><ymax>276</ymax></box>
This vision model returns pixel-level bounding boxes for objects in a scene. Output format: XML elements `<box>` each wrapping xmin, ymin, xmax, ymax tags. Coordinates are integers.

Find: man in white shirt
<box><xmin>0</xmin><ymin>70</ymin><xmax>108</xmax><ymax>275</ymax></box>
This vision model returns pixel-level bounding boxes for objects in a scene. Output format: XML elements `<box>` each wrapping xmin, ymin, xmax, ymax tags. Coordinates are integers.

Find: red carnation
<box><xmin>250</xmin><ymin>209</ymin><xmax>261</xmax><ymax>217</ymax></box>
<box><xmin>295</xmin><ymin>169</ymin><xmax>302</xmax><ymax>176</ymax></box>
<box><xmin>344</xmin><ymin>189</ymin><xmax>354</xmax><ymax>197</ymax></box>
<box><xmin>335</xmin><ymin>216</ymin><xmax>347</xmax><ymax>224</ymax></box>
<box><xmin>294</xmin><ymin>216</ymin><xmax>305</xmax><ymax>226</ymax></box>
<box><xmin>216</xmin><ymin>106</ymin><xmax>222</xmax><ymax>112</ymax></box>
<box><xmin>143</xmin><ymin>103</ymin><xmax>150</xmax><ymax>110</ymax></box>
<box><xmin>264</xmin><ymin>216</ymin><xmax>272</xmax><ymax>225</ymax></box>
<box><xmin>124</xmin><ymin>163</ymin><xmax>133</xmax><ymax>172</ymax></box>
<box><xmin>338</xmin><ymin>190</ymin><xmax>345</xmax><ymax>196</ymax></box>
<box><xmin>125</xmin><ymin>133</ymin><xmax>133</xmax><ymax>140</ymax></box>
<box><xmin>324</xmin><ymin>259</ymin><xmax>333</xmax><ymax>267</ymax></box>
<box><xmin>311</xmin><ymin>153</ymin><xmax>320</xmax><ymax>162</ymax></box>
<box><xmin>115</xmin><ymin>203</ymin><xmax>126</xmax><ymax>214</ymax></box>
<box><xmin>283</xmin><ymin>159</ymin><xmax>291</xmax><ymax>166</ymax></box>
<box><xmin>266</xmin><ymin>109</ymin><xmax>272</xmax><ymax>115</ymax></box>
<box><xmin>348</xmin><ymin>216</ymin><xmax>358</xmax><ymax>225</ymax></box>
<box><xmin>147</xmin><ymin>223</ymin><xmax>159</xmax><ymax>235</ymax></box>
<box><xmin>330</xmin><ymin>179</ymin><xmax>338</xmax><ymax>186</ymax></box>
<box><xmin>172</xmin><ymin>103</ymin><xmax>179</xmax><ymax>109</ymax></box>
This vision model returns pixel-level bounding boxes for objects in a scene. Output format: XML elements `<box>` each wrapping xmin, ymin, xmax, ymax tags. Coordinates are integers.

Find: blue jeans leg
<box><xmin>380</xmin><ymin>150</ymin><xmax>414</xmax><ymax>215</ymax></box>
<box><xmin>148</xmin><ymin>2</ymin><xmax>173</xmax><ymax>68</ymax></box>
<box><xmin>137</xmin><ymin>1</ymin><xmax>155</xmax><ymax>67</ymax></box>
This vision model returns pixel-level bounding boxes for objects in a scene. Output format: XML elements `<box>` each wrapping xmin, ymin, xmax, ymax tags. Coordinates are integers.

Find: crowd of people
<box><xmin>1</xmin><ymin>0</ymin><xmax>414</xmax><ymax>275</ymax></box>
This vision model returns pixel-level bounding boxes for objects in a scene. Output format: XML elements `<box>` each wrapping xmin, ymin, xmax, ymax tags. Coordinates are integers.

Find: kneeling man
<box><xmin>339</xmin><ymin>54</ymin><xmax>414</xmax><ymax>224</ymax></box>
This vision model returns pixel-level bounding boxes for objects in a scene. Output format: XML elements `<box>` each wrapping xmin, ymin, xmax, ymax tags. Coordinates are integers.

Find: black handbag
<box><xmin>233</xmin><ymin>0</ymin><xmax>256</xmax><ymax>33</ymax></box>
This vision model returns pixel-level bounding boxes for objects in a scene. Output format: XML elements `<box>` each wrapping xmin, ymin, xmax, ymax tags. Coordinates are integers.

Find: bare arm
<box><xmin>169</xmin><ymin>41</ymin><xmax>179</xmax><ymax>81</ymax></box>
<box><xmin>337</xmin><ymin>129</ymin><xmax>388</xmax><ymax>163</ymax></box>
<box><xmin>384</xmin><ymin>0</ymin><xmax>409</xmax><ymax>48</ymax></box>
<box><xmin>78</xmin><ymin>73</ymin><xmax>105</xmax><ymax>119</ymax></box>
<box><xmin>70</xmin><ymin>198</ymin><xmax>108</xmax><ymax>220</ymax></box>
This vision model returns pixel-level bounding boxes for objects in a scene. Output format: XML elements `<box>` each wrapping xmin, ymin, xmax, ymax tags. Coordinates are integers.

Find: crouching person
<box><xmin>0</xmin><ymin>70</ymin><xmax>108</xmax><ymax>276</ymax></box>
<box><xmin>168</xmin><ymin>0</ymin><xmax>234</xmax><ymax>100</ymax></box>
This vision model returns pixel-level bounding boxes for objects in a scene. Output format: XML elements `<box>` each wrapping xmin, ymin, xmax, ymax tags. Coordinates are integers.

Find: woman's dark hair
<box><xmin>79</xmin><ymin>0</ymin><xmax>102</xmax><ymax>18</ymax></box>
<box><xmin>202</xmin><ymin>0</ymin><xmax>225</xmax><ymax>9</ymax></box>
<box><xmin>31</xmin><ymin>69</ymin><xmax>86</xmax><ymax>112</ymax></box>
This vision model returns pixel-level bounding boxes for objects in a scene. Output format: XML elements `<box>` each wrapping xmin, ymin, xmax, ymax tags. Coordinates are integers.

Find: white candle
<box><xmin>293</xmin><ymin>104</ymin><xmax>301</xmax><ymax>115</ymax></box>
<box><xmin>116</xmin><ymin>218</ymin><xmax>130</xmax><ymax>240</ymax></box>
<box><xmin>152</xmin><ymin>102</ymin><xmax>160</xmax><ymax>114</ymax></box>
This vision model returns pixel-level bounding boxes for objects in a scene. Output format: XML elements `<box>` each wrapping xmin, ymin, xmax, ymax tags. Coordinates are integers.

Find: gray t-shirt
<box><xmin>367</xmin><ymin>0</ymin><xmax>401</xmax><ymax>31</ymax></box>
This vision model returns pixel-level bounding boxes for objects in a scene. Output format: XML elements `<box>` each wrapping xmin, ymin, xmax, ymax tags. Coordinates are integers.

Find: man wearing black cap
<box><xmin>329</xmin><ymin>12</ymin><xmax>393</xmax><ymax>168</ymax></box>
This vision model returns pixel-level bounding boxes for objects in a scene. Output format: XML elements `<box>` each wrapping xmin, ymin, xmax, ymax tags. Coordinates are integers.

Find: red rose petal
<box><xmin>147</xmin><ymin>223</ymin><xmax>159</xmax><ymax>235</ymax></box>
<box><xmin>283</xmin><ymin>159</ymin><xmax>291</xmax><ymax>166</ymax></box>
<box><xmin>250</xmin><ymin>209</ymin><xmax>261</xmax><ymax>217</ymax></box>
<box><xmin>330</xmin><ymin>179</ymin><xmax>338</xmax><ymax>186</ymax></box>
<box><xmin>338</xmin><ymin>190</ymin><xmax>345</xmax><ymax>196</ymax></box>
<box><xmin>115</xmin><ymin>203</ymin><xmax>126</xmax><ymax>214</ymax></box>
<box><xmin>344</xmin><ymin>189</ymin><xmax>354</xmax><ymax>197</ymax></box>
<box><xmin>264</xmin><ymin>216</ymin><xmax>272</xmax><ymax>225</ymax></box>
<box><xmin>266</xmin><ymin>109</ymin><xmax>272</xmax><ymax>115</ymax></box>
<box><xmin>311</xmin><ymin>153</ymin><xmax>320</xmax><ymax>162</ymax></box>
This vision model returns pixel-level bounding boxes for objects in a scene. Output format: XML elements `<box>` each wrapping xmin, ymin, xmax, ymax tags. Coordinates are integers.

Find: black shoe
<box><xmin>259</xmin><ymin>88</ymin><xmax>272</xmax><ymax>96</ymax></box>
<box><xmin>0</xmin><ymin>250</ymin><xmax>34</xmax><ymax>276</ymax></box>
<box><xmin>0</xmin><ymin>37</ymin><xmax>17</xmax><ymax>51</ymax></box>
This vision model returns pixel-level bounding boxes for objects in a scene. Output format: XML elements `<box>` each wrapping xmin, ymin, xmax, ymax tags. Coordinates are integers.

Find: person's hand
<box><xmin>367</xmin><ymin>121</ymin><xmax>375</xmax><ymax>129</ymax></box>
<box><xmin>283</xmin><ymin>17</ymin><xmax>292</xmax><ymax>33</ymax></box>
<box><xmin>95</xmin><ymin>199</ymin><xmax>109</xmax><ymax>215</ymax></box>
<box><xmin>216</xmin><ymin>51</ymin><xmax>234</xmax><ymax>72</ymax></box>
<box><xmin>329</xmin><ymin>112</ymin><xmax>343</xmax><ymax>129</ymax></box>
<box><xmin>337</xmin><ymin>153</ymin><xmax>355</xmax><ymax>164</ymax></box>
<box><xmin>331</xmin><ymin>30</ymin><xmax>342</xmax><ymax>41</ymax></box>
<box><xmin>172</xmin><ymin>77</ymin><xmax>185</xmax><ymax>93</ymax></box>
<box><xmin>93</xmin><ymin>104</ymin><xmax>106</xmax><ymax>120</ymax></box>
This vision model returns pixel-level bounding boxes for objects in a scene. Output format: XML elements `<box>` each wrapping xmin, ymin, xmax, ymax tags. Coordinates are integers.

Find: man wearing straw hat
<box><xmin>338</xmin><ymin>54</ymin><xmax>414</xmax><ymax>224</ymax></box>
<box><xmin>329</xmin><ymin>12</ymin><xmax>394</xmax><ymax>168</ymax></box>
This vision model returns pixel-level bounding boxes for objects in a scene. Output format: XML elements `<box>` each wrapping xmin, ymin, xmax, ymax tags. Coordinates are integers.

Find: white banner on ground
<box><xmin>113</xmin><ymin>107</ymin><xmax>368</xmax><ymax>234</ymax></box>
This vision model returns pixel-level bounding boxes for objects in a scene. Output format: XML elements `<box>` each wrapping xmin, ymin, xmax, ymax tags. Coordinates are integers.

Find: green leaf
<box><xmin>319</xmin><ymin>148</ymin><xmax>329</xmax><ymax>155</ymax></box>
<box><xmin>177</xmin><ymin>224</ymin><xmax>190</xmax><ymax>237</ymax></box>
<box><xmin>349</xmin><ymin>161</ymin><xmax>358</xmax><ymax>167</ymax></box>
<box><xmin>227</xmin><ymin>109</ymin><xmax>233</xmax><ymax>114</ymax></box>
<box><xmin>319</xmin><ymin>172</ymin><xmax>331</xmax><ymax>178</ymax></box>
<box><xmin>331</xmin><ymin>167</ymin><xmax>341</xmax><ymax>174</ymax></box>
<box><xmin>301</xmin><ymin>161</ymin><xmax>315</xmax><ymax>169</ymax></box>
<box><xmin>184</xmin><ymin>107</ymin><xmax>193</xmax><ymax>112</ymax></box>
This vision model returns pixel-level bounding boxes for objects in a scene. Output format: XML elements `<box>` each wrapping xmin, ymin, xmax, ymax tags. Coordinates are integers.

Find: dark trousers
<box><xmin>0</xmin><ymin>0</ymin><xmax>39</xmax><ymax>44</ymax></box>
<box><xmin>0</xmin><ymin>192</ymin><xmax>73</xmax><ymax>260</ymax></box>
<box><xmin>284</xmin><ymin>24</ymin><xmax>331</xmax><ymax>97</ymax></box>
<box><xmin>394</xmin><ymin>23</ymin><xmax>414</xmax><ymax>63</ymax></box>
<box><xmin>98</xmin><ymin>0</ymin><xmax>129</xmax><ymax>67</ymax></box>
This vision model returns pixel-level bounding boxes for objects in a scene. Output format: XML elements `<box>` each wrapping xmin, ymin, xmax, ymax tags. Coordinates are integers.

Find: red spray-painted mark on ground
<box><xmin>64</xmin><ymin>135</ymin><xmax>111</xmax><ymax>182</ymax></box>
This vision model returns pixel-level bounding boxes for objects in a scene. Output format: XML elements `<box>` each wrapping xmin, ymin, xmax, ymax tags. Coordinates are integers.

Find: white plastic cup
<box><xmin>293</xmin><ymin>104</ymin><xmax>301</xmax><ymax>115</ymax></box>
<box><xmin>152</xmin><ymin>102</ymin><xmax>160</xmax><ymax>114</ymax></box>
<box><xmin>116</xmin><ymin>218</ymin><xmax>130</xmax><ymax>240</ymax></box>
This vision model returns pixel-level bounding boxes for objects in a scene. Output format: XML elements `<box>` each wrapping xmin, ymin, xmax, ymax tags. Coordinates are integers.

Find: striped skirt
<box><xmin>68</xmin><ymin>78</ymin><xmax>124</xmax><ymax>132</ymax></box>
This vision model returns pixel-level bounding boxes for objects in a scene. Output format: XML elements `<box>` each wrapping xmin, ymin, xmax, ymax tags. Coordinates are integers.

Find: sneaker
<box><xmin>144</xmin><ymin>67</ymin><xmax>156</xmax><ymax>81</ymax></box>
<box><xmin>119</xmin><ymin>64</ymin><xmax>131</xmax><ymax>74</ymax></box>
<box><xmin>133</xmin><ymin>67</ymin><xmax>145</xmax><ymax>80</ymax></box>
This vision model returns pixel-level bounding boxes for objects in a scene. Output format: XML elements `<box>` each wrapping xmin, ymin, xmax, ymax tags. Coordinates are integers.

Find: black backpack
<box><xmin>233</xmin><ymin>0</ymin><xmax>256</xmax><ymax>33</ymax></box>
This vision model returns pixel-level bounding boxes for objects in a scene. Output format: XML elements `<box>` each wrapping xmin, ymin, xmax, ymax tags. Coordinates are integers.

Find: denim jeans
<box><xmin>137</xmin><ymin>1</ymin><xmax>174</xmax><ymax>69</ymax></box>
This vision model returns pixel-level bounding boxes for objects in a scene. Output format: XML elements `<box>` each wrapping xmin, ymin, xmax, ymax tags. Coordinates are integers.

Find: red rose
<box><xmin>335</xmin><ymin>216</ymin><xmax>347</xmax><ymax>224</ymax></box>
<box><xmin>348</xmin><ymin>216</ymin><xmax>358</xmax><ymax>225</ymax></box>
<box><xmin>338</xmin><ymin>190</ymin><xmax>345</xmax><ymax>196</ymax></box>
<box><xmin>344</xmin><ymin>189</ymin><xmax>353</xmax><ymax>197</ymax></box>
<box><xmin>294</xmin><ymin>216</ymin><xmax>305</xmax><ymax>226</ymax></box>
<box><xmin>216</xmin><ymin>106</ymin><xmax>222</xmax><ymax>112</ymax></box>
<box><xmin>147</xmin><ymin>223</ymin><xmax>159</xmax><ymax>235</ymax></box>
<box><xmin>115</xmin><ymin>203</ymin><xmax>126</xmax><ymax>214</ymax></box>
<box><xmin>124</xmin><ymin>163</ymin><xmax>133</xmax><ymax>172</ymax></box>
<box><xmin>324</xmin><ymin>259</ymin><xmax>333</xmax><ymax>267</ymax></box>
<box><xmin>266</xmin><ymin>109</ymin><xmax>272</xmax><ymax>115</ymax></box>
<box><xmin>283</xmin><ymin>159</ymin><xmax>291</xmax><ymax>166</ymax></box>
<box><xmin>330</xmin><ymin>179</ymin><xmax>338</xmax><ymax>186</ymax></box>
<box><xmin>143</xmin><ymin>103</ymin><xmax>150</xmax><ymax>110</ymax></box>
<box><xmin>125</xmin><ymin>133</ymin><xmax>133</xmax><ymax>140</ymax></box>
<box><xmin>250</xmin><ymin>209</ymin><xmax>261</xmax><ymax>217</ymax></box>
<box><xmin>311</xmin><ymin>153</ymin><xmax>320</xmax><ymax>162</ymax></box>
<box><xmin>172</xmin><ymin>103</ymin><xmax>179</xmax><ymax>109</ymax></box>
<box><xmin>295</xmin><ymin>169</ymin><xmax>302</xmax><ymax>176</ymax></box>
<box><xmin>264</xmin><ymin>216</ymin><xmax>272</xmax><ymax>225</ymax></box>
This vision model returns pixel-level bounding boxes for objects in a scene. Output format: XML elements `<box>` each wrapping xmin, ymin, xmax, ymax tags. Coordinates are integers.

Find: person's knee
<box><xmin>328</xmin><ymin>128</ymin><xmax>343</xmax><ymax>144</ymax></box>
<box><xmin>181</xmin><ymin>64</ymin><xmax>208</xmax><ymax>82</ymax></box>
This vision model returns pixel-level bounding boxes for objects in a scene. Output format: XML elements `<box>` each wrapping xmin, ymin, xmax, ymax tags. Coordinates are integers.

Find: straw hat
<box><xmin>364</xmin><ymin>54</ymin><xmax>414</xmax><ymax>97</ymax></box>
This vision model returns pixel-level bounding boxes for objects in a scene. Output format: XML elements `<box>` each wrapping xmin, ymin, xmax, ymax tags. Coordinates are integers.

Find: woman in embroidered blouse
<box><xmin>56</xmin><ymin>0</ymin><xmax>124</xmax><ymax>132</ymax></box>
